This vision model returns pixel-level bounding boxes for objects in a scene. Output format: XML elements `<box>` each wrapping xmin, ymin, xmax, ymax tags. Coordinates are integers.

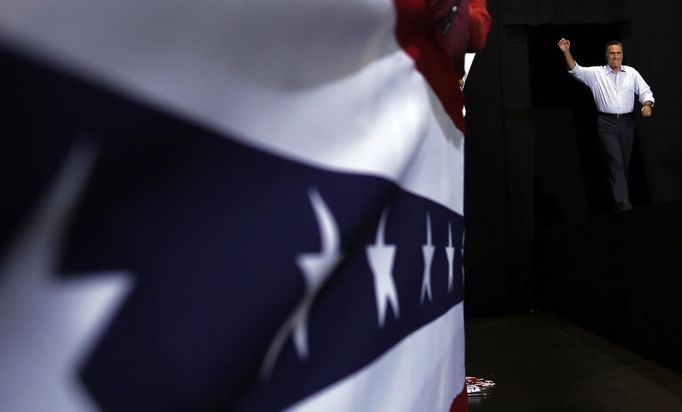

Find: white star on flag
<box><xmin>366</xmin><ymin>209</ymin><xmax>400</xmax><ymax>328</ymax></box>
<box><xmin>446</xmin><ymin>223</ymin><xmax>455</xmax><ymax>293</ymax></box>
<box><xmin>420</xmin><ymin>214</ymin><xmax>435</xmax><ymax>304</ymax></box>
<box><xmin>0</xmin><ymin>142</ymin><xmax>132</xmax><ymax>412</ymax></box>
<box><xmin>261</xmin><ymin>188</ymin><xmax>343</xmax><ymax>378</ymax></box>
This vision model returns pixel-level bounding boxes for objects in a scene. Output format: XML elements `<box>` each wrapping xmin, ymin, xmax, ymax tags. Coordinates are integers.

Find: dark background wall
<box><xmin>463</xmin><ymin>0</ymin><xmax>682</xmax><ymax>317</ymax></box>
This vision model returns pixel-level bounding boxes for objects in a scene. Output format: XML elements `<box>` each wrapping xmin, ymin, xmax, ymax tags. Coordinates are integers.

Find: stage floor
<box><xmin>465</xmin><ymin>314</ymin><xmax>682</xmax><ymax>411</ymax></box>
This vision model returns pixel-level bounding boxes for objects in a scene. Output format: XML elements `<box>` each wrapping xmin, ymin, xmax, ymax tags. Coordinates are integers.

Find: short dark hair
<box><xmin>604</xmin><ymin>40</ymin><xmax>623</xmax><ymax>54</ymax></box>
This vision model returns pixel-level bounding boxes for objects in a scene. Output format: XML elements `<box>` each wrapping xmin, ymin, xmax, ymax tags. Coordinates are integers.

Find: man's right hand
<box><xmin>558</xmin><ymin>38</ymin><xmax>571</xmax><ymax>53</ymax></box>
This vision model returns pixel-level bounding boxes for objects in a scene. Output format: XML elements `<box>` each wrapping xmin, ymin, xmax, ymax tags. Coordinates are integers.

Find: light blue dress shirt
<box><xmin>568</xmin><ymin>63</ymin><xmax>655</xmax><ymax>115</ymax></box>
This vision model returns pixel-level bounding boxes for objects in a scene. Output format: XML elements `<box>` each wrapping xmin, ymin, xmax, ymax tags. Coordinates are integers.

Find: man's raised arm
<box><xmin>558</xmin><ymin>38</ymin><xmax>576</xmax><ymax>70</ymax></box>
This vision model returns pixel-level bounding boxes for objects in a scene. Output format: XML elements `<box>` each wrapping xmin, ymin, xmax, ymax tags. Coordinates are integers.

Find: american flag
<box><xmin>0</xmin><ymin>0</ymin><xmax>473</xmax><ymax>410</ymax></box>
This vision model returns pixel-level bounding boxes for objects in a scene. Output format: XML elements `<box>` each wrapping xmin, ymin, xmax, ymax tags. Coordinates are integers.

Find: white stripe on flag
<box><xmin>288</xmin><ymin>303</ymin><xmax>466</xmax><ymax>411</ymax></box>
<box><xmin>0</xmin><ymin>0</ymin><xmax>464</xmax><ymax>215</ymax></box>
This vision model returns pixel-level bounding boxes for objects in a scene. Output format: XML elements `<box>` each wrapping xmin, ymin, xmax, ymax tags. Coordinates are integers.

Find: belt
<box><xmin>598</xmin><ymin>112</ymin><xmax>632</xmax><ymax>119</ymax></box>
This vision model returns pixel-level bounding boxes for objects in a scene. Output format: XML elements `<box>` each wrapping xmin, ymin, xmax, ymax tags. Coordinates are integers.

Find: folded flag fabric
<box><xmin>0</xmin><ymin>0</ymin><xmax>482</xmax><ymax>410</ymax></box>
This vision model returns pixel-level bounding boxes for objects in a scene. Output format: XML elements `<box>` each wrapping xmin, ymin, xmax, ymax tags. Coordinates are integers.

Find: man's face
<box><xmin>606</xmin><ymin>44</ymin><xmax>623</xmax><ymax>70</ymax></box>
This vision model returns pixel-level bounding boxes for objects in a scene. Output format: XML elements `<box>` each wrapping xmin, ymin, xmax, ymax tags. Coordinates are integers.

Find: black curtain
<box><xmin>464</xmin><ymin>0</ymin><xmax>682</xmax><ymax>316</ymax></box>
<box><xmin>500</xmin><ymin>0</ymin><xmax>626</xmax><ymax>25</ymax></box>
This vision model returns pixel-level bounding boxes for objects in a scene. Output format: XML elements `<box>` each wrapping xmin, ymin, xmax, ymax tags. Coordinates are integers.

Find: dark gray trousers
<box><xmin>597</xmin><ymin>114</ymin><xmax>635</xmax><ymax>204</ymax></box>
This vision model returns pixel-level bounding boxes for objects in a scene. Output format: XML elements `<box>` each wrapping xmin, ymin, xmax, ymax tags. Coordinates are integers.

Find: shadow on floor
<box><xmin>466</xmin><ymin>313</ymin><xmax>682</xmax><ymax>411</ymax></box>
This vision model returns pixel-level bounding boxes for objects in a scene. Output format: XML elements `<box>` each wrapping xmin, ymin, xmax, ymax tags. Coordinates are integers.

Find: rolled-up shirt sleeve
<box><xmin>634</xmin><ymin>69</ymin><xmax>655</xmax><ymax>106</ymax></box>
<box><xmin>568</xmin><ymin>62</ymin><xmax>596</xmax><ymax>87</ymax></box>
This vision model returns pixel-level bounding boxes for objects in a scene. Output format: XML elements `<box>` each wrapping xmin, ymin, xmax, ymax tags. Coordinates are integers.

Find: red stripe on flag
<box><xmin>392</xmin><ymin>0</ymin><xmax>466</xmax><ymax>132</ymax></box>
<box><xmin>449</xmin><ymin>385</ymin><xmax>468</xmax><ymax>412</ymax></box>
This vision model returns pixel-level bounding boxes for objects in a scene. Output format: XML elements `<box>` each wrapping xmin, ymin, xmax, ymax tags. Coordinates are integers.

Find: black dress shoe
<box><xmin>614</xmin><ymin>200</ymin><xmax>633</xmax><ymax>212</ymax></box>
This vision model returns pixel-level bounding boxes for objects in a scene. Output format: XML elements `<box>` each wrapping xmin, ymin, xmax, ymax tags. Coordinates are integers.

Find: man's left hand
<box><xmin>641</xmin><ymin>105</ymin><xmax>653</xmax><ymax>117</ymax></box>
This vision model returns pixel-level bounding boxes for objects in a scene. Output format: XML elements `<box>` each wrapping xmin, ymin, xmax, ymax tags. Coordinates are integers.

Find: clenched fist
<box><xmin>558</xmin><ymin>38</ymin><xmax>571</xmax><ymax>53</ymax></box>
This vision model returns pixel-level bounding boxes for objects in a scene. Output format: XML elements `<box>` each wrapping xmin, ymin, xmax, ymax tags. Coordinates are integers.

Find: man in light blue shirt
<box><xmin>558</xmin><ymin>38</ymin><xmax>654</xmax><ymax>211</ymax></box>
